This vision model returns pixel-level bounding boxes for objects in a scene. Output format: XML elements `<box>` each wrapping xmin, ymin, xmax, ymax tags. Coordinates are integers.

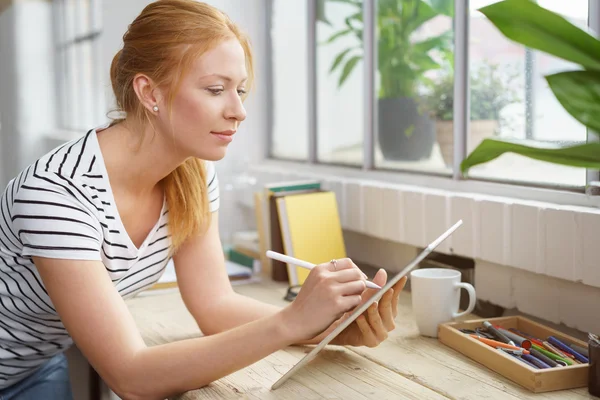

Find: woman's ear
<box><xmin>132</xmin><ymin>73</ymin><xmax>163</xmax><ymax>113</ymax></box>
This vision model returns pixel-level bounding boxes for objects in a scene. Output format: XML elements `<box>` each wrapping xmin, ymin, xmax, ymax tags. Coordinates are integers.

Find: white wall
<box><xmin>0</xmin><ymin>1</ymin><xmax>56</xmax><ymax>188</ymax></box>
<box><xmin>100</xmin><ymin>0</ymin><xmax>268</xmax><ymax>243</ymax></box>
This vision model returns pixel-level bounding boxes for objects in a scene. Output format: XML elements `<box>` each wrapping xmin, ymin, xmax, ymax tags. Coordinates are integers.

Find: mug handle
<box><xmin>453</xmin><ymin>282</ymin><xmax>476</xmax><ymax>318</ymax></box>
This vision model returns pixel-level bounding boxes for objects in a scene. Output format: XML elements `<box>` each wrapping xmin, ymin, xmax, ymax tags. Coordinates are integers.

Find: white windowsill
<box><xmin>251</xmin><ymin>159</ymin><xmax>600</xmax><ymax>209</ymax></box>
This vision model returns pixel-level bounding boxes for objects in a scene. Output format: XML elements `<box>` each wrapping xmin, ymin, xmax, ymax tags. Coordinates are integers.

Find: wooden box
<box><xmin>438</xmin><ymin>316</ymin><xmax>589</xmax><ymax>393</ymax></box>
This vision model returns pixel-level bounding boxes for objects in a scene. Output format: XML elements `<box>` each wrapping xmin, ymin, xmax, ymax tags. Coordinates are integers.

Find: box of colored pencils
<box><xmin>439</xmin><ymin>316</ymin><xmax>589</xmax><ymax>393</ymax></box>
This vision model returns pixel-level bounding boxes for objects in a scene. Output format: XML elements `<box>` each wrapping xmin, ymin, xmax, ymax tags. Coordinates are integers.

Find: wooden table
<box><xmin>126</xmin><ymin>280</ymin><xmax>595</xmax><ymax>400</ymax></box>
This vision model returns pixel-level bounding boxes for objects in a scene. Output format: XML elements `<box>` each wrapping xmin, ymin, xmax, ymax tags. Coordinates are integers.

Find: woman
<box><xmin>0</xmin><ymin>1</ymin><xmax>406</xmax><ymax>399</ymax></box>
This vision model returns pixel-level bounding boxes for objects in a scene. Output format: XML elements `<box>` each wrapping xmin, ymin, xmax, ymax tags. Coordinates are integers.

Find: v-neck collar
<box><xmin>90</xmin><ymin>128</ymin><xmax>166</xmax><ymax>254</ymax></box>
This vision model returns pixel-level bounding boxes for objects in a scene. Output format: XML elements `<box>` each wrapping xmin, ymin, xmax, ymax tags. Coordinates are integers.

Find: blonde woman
<box><xmin>0</xmin><ymin>1</ymin><xmax>406</xmax><ymax>398</ymax></box>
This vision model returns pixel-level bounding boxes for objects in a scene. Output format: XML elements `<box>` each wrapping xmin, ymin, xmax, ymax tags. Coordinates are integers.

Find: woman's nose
<box><xmin>225</xmin><ymin>95</ymin><xmax>246</xmax><ymax>122</ymax></box>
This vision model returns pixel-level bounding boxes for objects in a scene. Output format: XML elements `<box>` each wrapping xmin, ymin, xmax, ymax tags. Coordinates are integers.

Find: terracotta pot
<box><xmin>435</xmin><ymin>120</ymin><xmax>498</xmax><ymax>167</ymax></box>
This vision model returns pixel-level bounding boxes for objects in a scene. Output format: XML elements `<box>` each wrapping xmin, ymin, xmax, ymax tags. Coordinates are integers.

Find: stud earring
<box><xmin>152</xmin><ymin>105</ymin><xmax>159</xmax><ymax>112</ymax></box>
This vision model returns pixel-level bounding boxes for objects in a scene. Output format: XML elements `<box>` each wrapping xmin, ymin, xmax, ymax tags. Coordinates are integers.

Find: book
<box><xmin>275</xmin><ymin>191</ymin><xmax>346</xmax><ymax>287</ymax></box>
<box><xmin>225</xmin><ymin>259</ymin><xmax>253</xmax><ymax>281</ymax></box>
<box><xmin>262</xmin><ymin>180</ymin><xmax>322</xmax><ymax>282</ymax></box>
<box><xmin>254</xmin><ymin>191</ymin><xmax>270</xmax><ymax>278</ymax></box>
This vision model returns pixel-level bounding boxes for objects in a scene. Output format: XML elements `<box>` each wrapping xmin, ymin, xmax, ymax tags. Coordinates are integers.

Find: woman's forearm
<box><xmin>194</xmin><ymin>292</ymin><xmax>322</xmax><ymax>345</ymax></box>
<box><xmin>194</xmin><ymin>292</ymin><xmax>282</xmax><ymax>335</ymax></box>
<box><xmin>121</xmin><ymin>309</ymin><xmax>295</xmax><ymax>400</ymax></box>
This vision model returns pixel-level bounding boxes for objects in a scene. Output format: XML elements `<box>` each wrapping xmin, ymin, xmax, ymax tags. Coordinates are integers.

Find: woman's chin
<box><xmin>195</xmin><ymin>147</ymin><xmax>228</xmax><ymax>162</ymax></box>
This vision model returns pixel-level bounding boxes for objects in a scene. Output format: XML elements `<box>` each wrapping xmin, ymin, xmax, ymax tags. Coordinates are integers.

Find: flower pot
<box><xmin>378</xmin><ymin>97</ymin><xmax>436</xmax><ymax>161</ymax></box>
<box><xmin>435</xmin><ymin>119</ymin><xmax>499</xmax><ymax>167</ymax></box>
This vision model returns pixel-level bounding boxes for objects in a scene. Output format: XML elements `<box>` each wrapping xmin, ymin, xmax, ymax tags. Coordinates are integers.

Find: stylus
<box><xmin>266</xmin><ymin>251</ymin><xmax>382</xmax><ymax>290</ymax></box>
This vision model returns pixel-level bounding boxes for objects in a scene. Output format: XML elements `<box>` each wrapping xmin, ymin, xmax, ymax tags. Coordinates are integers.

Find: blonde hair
<box><xmin>108</xmin><ymin>0</ymin><xmax>254</xmax><ymax>253</ymax></box>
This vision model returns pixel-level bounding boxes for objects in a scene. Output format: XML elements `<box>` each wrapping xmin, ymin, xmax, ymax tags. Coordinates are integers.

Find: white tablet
<box><xmin>270</xmin><ymin>219</ymin><xmax>463</xmax><ymax>390</ymax></box>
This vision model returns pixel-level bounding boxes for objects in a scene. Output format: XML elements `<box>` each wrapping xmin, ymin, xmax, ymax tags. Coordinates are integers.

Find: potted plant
<box><xmin>320</xmin><ymin>0</ymin><xmax>453</xmax><ymax>161</ymax></box>
<box><xmin>460</xmin><ymin>0</ymin><xmax>600</xmax><ymax>180</ymax></box>
<box><xmin>423</xmin><ymin>60</ymin><xmax>522</xmax><ymax>167</ymax></box>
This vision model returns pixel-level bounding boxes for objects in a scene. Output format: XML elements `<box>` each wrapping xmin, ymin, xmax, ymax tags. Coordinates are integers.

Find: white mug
<box><xmin>410</xmin><ymin>268</ymin><xmax>476</xmax><ymax>338</ymax></box>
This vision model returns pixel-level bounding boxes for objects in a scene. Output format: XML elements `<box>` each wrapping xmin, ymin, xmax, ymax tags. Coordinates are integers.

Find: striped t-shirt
<box><xmin>0</xmin><ymin>128</ymin><xmax>219</xmax><ymax>389</ymax></box>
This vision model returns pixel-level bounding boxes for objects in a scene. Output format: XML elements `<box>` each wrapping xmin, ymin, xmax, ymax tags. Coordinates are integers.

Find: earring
<box><xmin>152</xmin><ymin>105</ymin><xmax>159</xmax><ymax>112</ymax></box>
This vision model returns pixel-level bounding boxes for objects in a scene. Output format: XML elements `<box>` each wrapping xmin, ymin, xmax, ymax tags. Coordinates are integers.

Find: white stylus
<box><xmin>266</xmin><ymin>250</ymin><xmax>382</xmax><ymax>290</ymax></box>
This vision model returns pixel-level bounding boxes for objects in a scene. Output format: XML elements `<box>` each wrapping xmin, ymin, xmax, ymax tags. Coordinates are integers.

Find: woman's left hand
<box><xmin>312</xmin><ymin>269</ymin><xmax>407</xmax><ymax>347</ymax></box>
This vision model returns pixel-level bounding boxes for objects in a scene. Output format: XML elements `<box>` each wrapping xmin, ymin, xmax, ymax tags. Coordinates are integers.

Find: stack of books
<box><xmin>254</xmin><ymin>180</ymin><xmax>347</xmax><ymax>288</ymax></box>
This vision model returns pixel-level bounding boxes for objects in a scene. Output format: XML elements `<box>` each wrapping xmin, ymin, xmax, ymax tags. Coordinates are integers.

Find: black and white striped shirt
<box><xmin>0</xmin><ymin>128</ymin><xmax>219</xmax><ymax>389</ymax></box>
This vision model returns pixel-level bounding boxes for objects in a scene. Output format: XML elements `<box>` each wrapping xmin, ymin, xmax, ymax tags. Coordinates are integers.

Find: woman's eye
<box><xmin>237</xmin><ymin>89</ymin><xmax>247</xmax><ymax>96</ymax></box>
<box><xmin>208</xmin><ymin>88</ymin><xmax>223</xmax><ymax>95</ymax></box>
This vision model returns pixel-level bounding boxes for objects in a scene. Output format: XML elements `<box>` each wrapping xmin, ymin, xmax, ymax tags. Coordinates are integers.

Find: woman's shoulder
<box><xmin>8</xmin><ymin>129</ymin><xmax>104</xmax><ymax>213</ymax></box>
<box><xmin>36</xmin><ymin>129</ymin><xmax>100</xmax><ymax>180</ymax></box>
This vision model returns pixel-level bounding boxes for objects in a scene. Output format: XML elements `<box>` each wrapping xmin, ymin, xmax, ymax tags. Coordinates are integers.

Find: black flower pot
<box><xmin>378</xmin><ymin>97</ymin><xmax>435</xmax><ymax>161</ymax></box>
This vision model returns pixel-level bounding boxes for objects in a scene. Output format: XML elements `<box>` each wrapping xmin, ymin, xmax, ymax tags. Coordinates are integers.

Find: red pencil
<box><xmin>469</xmin><ymin>334</ymin><xmax>531</xmax><ymax>354</ymax></box>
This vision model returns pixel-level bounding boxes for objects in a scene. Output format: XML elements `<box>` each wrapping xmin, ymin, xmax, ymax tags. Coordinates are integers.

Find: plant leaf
<box><xmin>460</xmin><ymin>139</ymin><xmax>600</xmax><ymax>176</ymax></box>
<box><xmin>325</xmin><ymin>0</ymin><xmax>362</xmax><ymax>6</ymax></box>
<box><xmin>405</xmin><ymin>0</ymin><xmax>438</xmax><ymax>32</ymax></box>
<box><xmin>413</xmin><ymin>31</ymin><xmax>452</xmax><ymax>54</ymax></box>
<box><xmin>325</xmin><ymin>28</ymin><xmax>353</xmax><ymax>44</ymax></box>
<box><xmin>338</xmin><ymin>55</ymin><xmax>361</xmax><ymax>87</ymax></box>
<box><xmin>478</xmin><ymin>0</ymin><xmax>600</xmax><ymax>71</ymax></box>
<box><xmin>329</xmin><ymin>48</ymin><xmax>356</xmax><ymax>73</ymax></box>
<box><xmin>546</xmin><ymin>71</ymin><xmax>600</xmax><ymax>134</ymax></box>
<box><xmin>427</xmin><ymin>0</ymin><xmax>454</xmax><ymax>17</ymax></box>
<box><xmin>316</xmin><ymin>0</ymin><xmax>331</xmax><ymax>26</ymax></box>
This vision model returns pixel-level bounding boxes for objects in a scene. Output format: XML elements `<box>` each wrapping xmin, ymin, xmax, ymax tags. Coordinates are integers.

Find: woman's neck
<box><xmin>96</xmin><ymin>121</ymin><xmax>186</xmax><ymax>197</ymax></box>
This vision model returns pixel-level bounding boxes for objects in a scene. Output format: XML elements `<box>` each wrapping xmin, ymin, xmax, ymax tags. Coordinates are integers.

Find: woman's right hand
<box><xmin>279</xmin><ymin>258</ymin><xmax>367</xmax><ymax>342</ymax></box>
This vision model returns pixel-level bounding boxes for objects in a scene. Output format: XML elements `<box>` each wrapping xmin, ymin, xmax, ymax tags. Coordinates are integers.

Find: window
<box><xmin>316</xmin><ymin>0</ymin><xmax>364</xmax><ymax>166</ymax></box>
<box><xmin>268</xmin><ymin>0</ymin><xmax>596</xmax><ymax>190</ymax></box>
<box><xmin>466</xmin><ymin>0</ymin><xmax>588</xmax><ymax>187</ymax></box>
<box><xmin>53</xmin><ymin>0</ymin><xmax>103</xmax><ymax>132</ymax></box>
<box><xmin>374</xmin><ymin>0</ymin><xmax>454</xmax><ymax>174</ymax></box>
<box><xmin>269</xmin><ymin>0</ymin><xmax>309</xmax><ymax>160</ymax></box>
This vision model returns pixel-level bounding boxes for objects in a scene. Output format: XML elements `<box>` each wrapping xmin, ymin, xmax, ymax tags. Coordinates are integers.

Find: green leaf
<box><xmin>546</xmin><ymin>71</ymin><xmax>600</xmax><ymax>134</ymax></box>
<box><xmin>479</xmin><ymin>0</ymin><xmax>600</xmax><ymax>71</ymax></box>
<box><xmin>405</xmin><ymin>0</ymin><xmax>438</xmax><ymax>32</ymax></box>
<box><xmin>345</xmin><ymin>11</ymin><xmax>362</xmax><ymax>27</ymax></box>
<box><xmin>413</xmin><ymin>31</ymin><xmax>452</xmax><ymax>54</ymax></box>
<box><xmin>316</xmin><ymin>0</ymin><xmax>331</xmax><ymax>26</ymax></box>
<box><xmin>325</xmin><ymin>0</ymin><xmax>362</xmax><ymax>6</ymax></box>
<box><xmin>460</xmin><ymin>139</ymin><xmax>600</xmax><ymax>176</ymax></box>
<box><xmin>325</xmin><ymin>28</ymin><xmax>353</xmax><ymax>44</ymax></box>
<box><xmin>338</xmin><ymin>55</ymin><xmax>361</xmax><ymax>87</ymax></box>
<box><xmin>329</xmin><ymin>48</ymin><xmax>356</xmax><ymax>73</ymax></box>
<box><xmin>427</xmin><ymin>0</ymin><xmax>454</xmax><ymax>17</ymax></box>
<box><xmin>410</xmin><ymin>53</ymin><xmax>441</xmax><ymax>72</ymax></box>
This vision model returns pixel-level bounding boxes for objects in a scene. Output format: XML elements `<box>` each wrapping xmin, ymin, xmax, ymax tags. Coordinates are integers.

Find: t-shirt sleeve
<box><xmin>205</xmin><ymin>161</ymin><xmax>220</xmax><ymax>213</ymax></box>
<box><xmin>11</xmin><ymin>175</ymin><xmax>103</xmax><ymax>261</ymax></box>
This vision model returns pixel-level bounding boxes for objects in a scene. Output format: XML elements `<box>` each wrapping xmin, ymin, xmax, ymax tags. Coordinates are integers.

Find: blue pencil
<box><xmin>548</xmin><ymin>336</ymin><xmax>589</xmax><ymax>363</ymax></box>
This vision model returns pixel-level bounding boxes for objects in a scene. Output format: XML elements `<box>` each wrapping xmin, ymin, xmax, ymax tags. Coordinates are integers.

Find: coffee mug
<box><xmin>410</xmin><ymin>268</ymin><xmax>476</xmax><ymax>338</ymax></box>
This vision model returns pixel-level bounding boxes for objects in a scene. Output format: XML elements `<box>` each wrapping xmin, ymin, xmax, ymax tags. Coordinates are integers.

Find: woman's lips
<box><xmin>211</xmin><ymin>130</ymin><xmax>236</xmax><ymax>142</ymax></box>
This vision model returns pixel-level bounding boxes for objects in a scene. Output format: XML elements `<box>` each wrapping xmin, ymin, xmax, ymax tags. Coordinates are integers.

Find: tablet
<box><xmin>270</xmin><ymin>219</ymin><xmax>463</xmax><ymax>390</ymax></box>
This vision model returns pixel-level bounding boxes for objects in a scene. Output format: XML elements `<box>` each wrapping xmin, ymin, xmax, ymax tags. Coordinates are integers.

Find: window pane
<box><xmin>374</xmin><ymin>0</ymin><xmax>454</xmax><ymax>174</ymax></box>
<box><xmin>270</xmin><ymin>0</ymin><xmax>308</xmax><ymax>160</ymax></box>
<box><xmin>467</xmin><ymin>0</ymin><xmax>588</xmax><ymax>187</ymax></box>
<box><xmin>65</xmin><ymin>44</ymin><xmax>80</xmax><ymax>130</ymax></box>
<box><xmin>75</xmin><ymin>0</ymin><xmax>92</xmax><ymax>37</ymax></box>
<box><xmin>316</xmin><ymin>0</ymin><xmax>363</xmax><ymax>166</ymax></box>
<box><xmin>80</xmin><ymin>41</ymin><xmax>95</xmax><ymax>129</ymax></box>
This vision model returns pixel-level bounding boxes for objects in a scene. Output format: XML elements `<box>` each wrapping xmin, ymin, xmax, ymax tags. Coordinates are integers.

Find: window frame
<box><xmin>266</xmin><ymin>0</ymin><xmax>600</xmax><ymax>194</ymax></box>
<box><xmin>52</xmin><ymin>0</ymin><xmax>103</xmax><ymax>134</ymax></box>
